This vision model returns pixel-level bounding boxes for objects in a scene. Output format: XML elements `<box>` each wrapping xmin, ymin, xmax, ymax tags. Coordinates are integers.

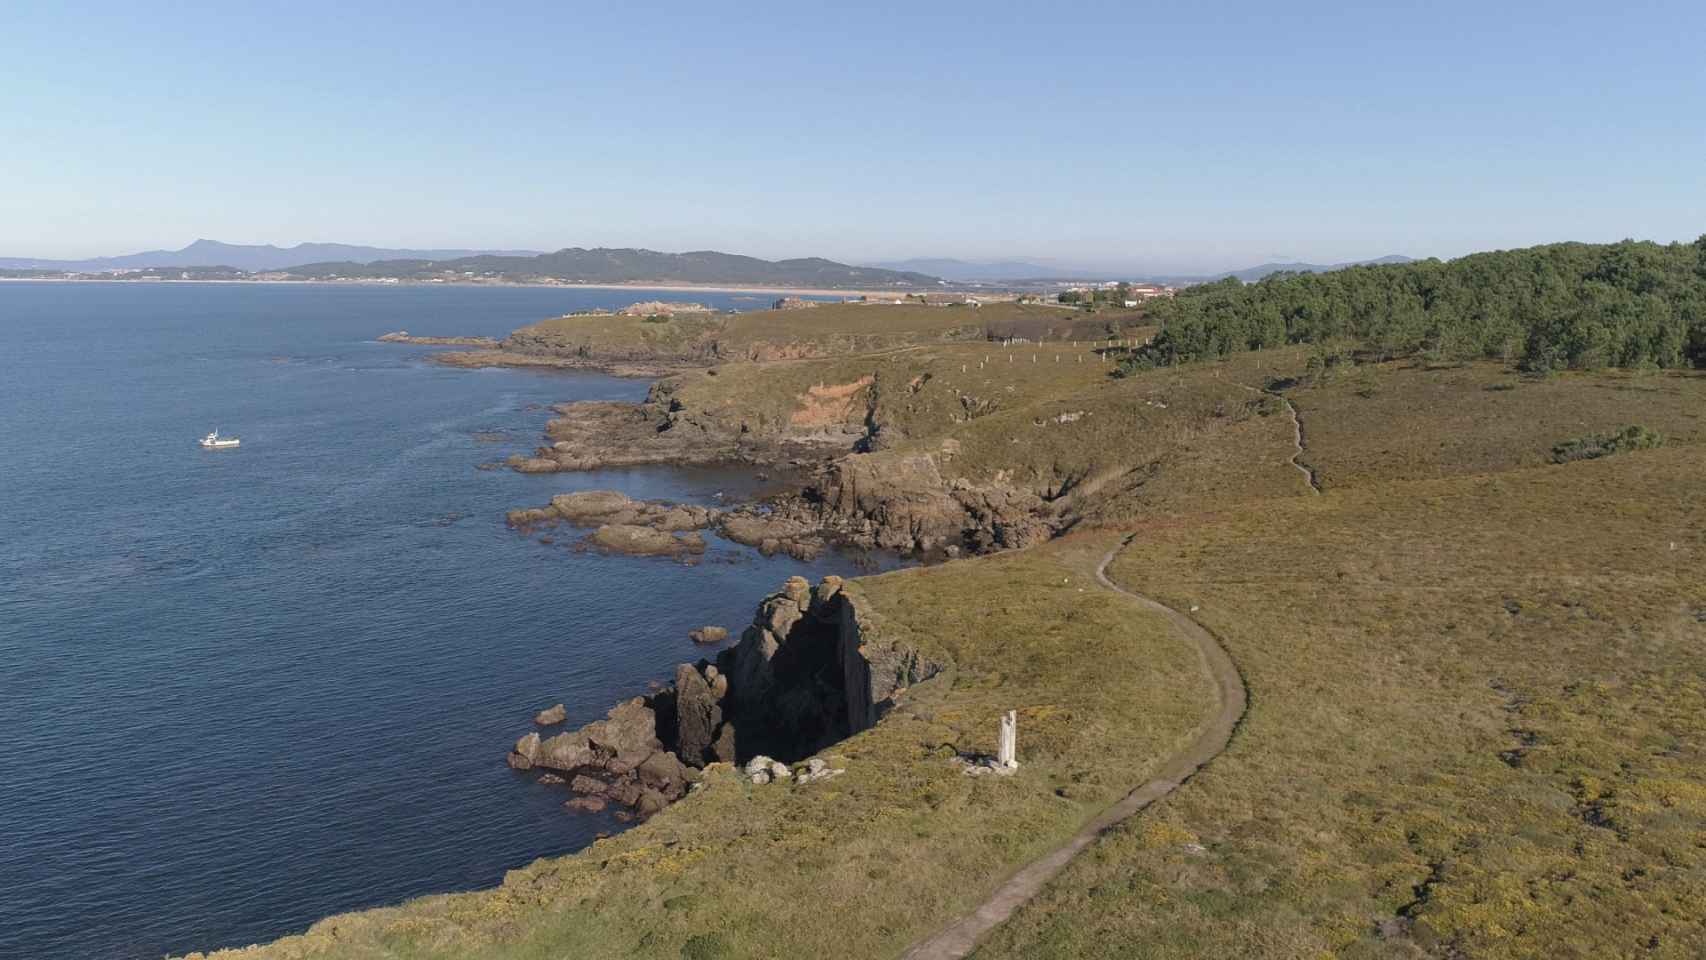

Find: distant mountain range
<box><xmin>867</xmin><ymin>255</ymin><xmax>1417</xmax><ymax>284</ymax></box>
<box><xmin>281</xmin><ymin>248</ymin><xmax>941</xmax><ymax>288</ymax></box>
<box><xmin>866</xmin><ymin>258</ymin><xmax>1082</xmax><ymax>281</ymax></box>
<box><xmin>0</xmin><ymin>241</ymin><xmax>942</xmax><ymax>288</ymax></box>
<box><xmin>2</xmin><ymin>239</ymin><xmax>1415</xmax><ymax>288</ymax></box>
<box><xmin>0</xmin><ymin>239</ymin><xmax>544</xmax><ymax>272</ymax></box>
<box><xmin>1201</xmin><ymin>254</ymin><xmax>1426</xmax><ymax>283</ymax></box>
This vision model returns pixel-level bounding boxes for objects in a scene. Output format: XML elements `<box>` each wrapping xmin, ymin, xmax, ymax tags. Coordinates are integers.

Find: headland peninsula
<box><xmin>188</xmin><ymin>235</ymin><xmax>1706</xmax><ymax>960</ymax></box>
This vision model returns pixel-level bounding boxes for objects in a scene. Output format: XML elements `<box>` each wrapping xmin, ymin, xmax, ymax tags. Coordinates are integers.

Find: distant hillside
<box><xmin>865</xmin><ymin>255</ymin><xmax>1417</xmax><ymax>284</ymax></box>
<box><xmin>284</xmin><ymin>248</ymin><xmax>941</xmax><ymax>288</ymax></box>
<box><xmin>1176</xmin><ymin>255</ymin><xmax>1415</xmax><ymax>284</ymax></box>
<box><xmin>0</xmin><ymin>239</ymin><xmax>543</xmax><ymax>272</ymax></box>
<box><xmin>867</xmin><ymin>258</ymin><xmax>1086</xmax><ymax>281</ymax></box>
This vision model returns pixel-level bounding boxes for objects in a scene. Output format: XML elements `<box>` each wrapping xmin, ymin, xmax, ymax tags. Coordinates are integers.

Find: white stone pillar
<box><xmin>998</xmin><ymin>710</ymin><xmax>1018</xmax><ymax>768</ymax></box>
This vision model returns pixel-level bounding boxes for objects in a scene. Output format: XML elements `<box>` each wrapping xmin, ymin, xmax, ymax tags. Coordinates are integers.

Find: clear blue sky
<box><xmin>3</xmin><ymin>1</ymin><xmax>1702</xmax><ymax>272</ymax></box>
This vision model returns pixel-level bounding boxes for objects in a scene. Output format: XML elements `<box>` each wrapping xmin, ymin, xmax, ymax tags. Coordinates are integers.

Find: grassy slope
<box><xmin>193</xmin><ymin>344</ymin><xmax>1706</xmax><ymax>958</ymax></box>
<box><xmin>672</xmin><ymin>335</ymin><xmax>1299</xmax><ymax>515</ymax></box>
<box><xmin>976</xmin><ymin>394</ymin><xmax>1706</xmax><ymax>957</ymax></box>
<box><xmin>1282</xmin><ymin>360</ymin><xmax>1706</xmax><ymax>489</ymax></box>
<box><xmin>502</xmin><ymin>302</ymin><xmax>1149</xmax><ymax>362</ymax></box>
<box><xmin>191</xmin><ymin>537</ymin><xmax>1214</xmax><ymax>960</ymax></box>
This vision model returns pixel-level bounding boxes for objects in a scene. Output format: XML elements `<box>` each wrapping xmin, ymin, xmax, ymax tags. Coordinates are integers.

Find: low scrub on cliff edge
<box><xmin>977</xmin><ymin>447</ymin><xmax>1706</xmax><ymax>960</ymax></box>
<box><xmin>185</xmin><ymin>536</ymin><xmax>1213</xmax><ymax>960</ymax></box>
<box><xmin>667</xmin><ymin>340</ymin><xmax>1312</xmax><ymax>525</ymax></box>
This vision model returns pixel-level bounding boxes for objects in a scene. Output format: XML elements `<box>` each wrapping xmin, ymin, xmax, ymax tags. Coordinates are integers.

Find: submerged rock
<box><xmin>585</xmin><ymin>524</ymin><xmax>706</xmax><ymax>557</ymax></box>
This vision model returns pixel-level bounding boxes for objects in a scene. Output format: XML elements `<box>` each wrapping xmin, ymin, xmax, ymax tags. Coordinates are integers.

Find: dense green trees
<box><xmin>1127</xmin><ymin>238</ymin><xmax>1706</xmax><ymax>372</ymax></box>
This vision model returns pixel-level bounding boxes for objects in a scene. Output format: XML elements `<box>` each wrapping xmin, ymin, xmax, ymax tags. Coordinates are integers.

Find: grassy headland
<box><xmin>188</xmin><ymin>536</ymin><xmax>1216</xmax><ymax>959</ymax></box>
<box><xmin>194</xmin><ymin>244</ymin><xmax>1706</xmax><ymax>958</ymax></box>
<box><xmin>440</xmin><ymin>301</ymin><xmax>1147</xmax><ymax>370</ymax></box>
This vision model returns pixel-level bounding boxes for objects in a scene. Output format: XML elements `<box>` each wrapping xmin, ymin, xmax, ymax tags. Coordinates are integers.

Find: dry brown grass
<box><xmin>506</xmin><ymin>302</ymin><xmax>1143</xmax><ymax>363</ymax></box>
<box><xmin>1280</xmin><ymin>360</ymin><xmax>1706</xmax><ymax>489</ymax></box>
<box><xmin>194</xmin><ymin>341</ymin><xmax>1706</xmax><ymax>960</ymax></box>
<box><xmin>977</xmin><ymin>447</ymin><xmax>1706</xmax><ymax>960</ymax></box>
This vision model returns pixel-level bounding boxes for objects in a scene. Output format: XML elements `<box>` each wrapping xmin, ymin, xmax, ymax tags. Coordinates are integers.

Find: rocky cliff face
<box><xmin>781</xmin><ymin>453</ymin><xmax>1056</xmax><ymax>557</ymax></box>
<box><xmin>508</xmin><ymin>574</ymin><xmax>941</xmax><ymax>819</ymax></box>
<box><xmin>505</xmin><ymin>362</ymin><xmax>1063</xmax><ymax>558</ymax></box>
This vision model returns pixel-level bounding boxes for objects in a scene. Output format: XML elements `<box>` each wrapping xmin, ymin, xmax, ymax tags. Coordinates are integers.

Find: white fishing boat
<box><xmin>199</xmin><ymin>429</ymin><xmax>240</xmax><ymax>449</ymax></box>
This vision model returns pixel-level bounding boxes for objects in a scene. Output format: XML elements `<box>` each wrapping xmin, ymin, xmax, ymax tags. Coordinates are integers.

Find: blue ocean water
<box><xmin>0</xmin><ymin>282</ymin><xmax>872</xmax><ymax>959</ymax></box>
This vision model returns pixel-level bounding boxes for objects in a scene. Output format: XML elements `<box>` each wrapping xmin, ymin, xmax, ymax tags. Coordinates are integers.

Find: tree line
<box><xmin>1124</xmin><ymin>237</ymin><xmax>1706</xmax><ymax>372</ymax></box>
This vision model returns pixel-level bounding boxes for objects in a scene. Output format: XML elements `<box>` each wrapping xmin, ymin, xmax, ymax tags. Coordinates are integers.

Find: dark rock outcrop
<box><xmin>510</xmin><ymin>574</ymin><xmax>941</xmax><ymax>819</ymax></box>
<box><xmin>671</xmin><ymin>663</ymin><xmax>724</xmax><ymax>766</ymax></box>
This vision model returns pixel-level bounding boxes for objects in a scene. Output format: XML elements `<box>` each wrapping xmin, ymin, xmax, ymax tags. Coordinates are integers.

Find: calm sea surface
<box><xmin>0</xmin><ymin>282</ymin><xmax>874</xmax><ymax>959</ymax></box>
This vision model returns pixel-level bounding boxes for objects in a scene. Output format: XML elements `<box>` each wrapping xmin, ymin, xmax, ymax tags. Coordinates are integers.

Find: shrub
<box><xmin>680</xmin><ymin>932</ymin><xmax>733</xmax><ymax>959</ymax></box>
<box><xmin>1549</xmin><ymin>424</ymin><xmax>1666</xmax><ymax>464</ymax></box>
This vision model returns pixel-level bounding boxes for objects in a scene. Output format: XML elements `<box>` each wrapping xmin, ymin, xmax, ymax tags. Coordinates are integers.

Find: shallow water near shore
<box><xmin>0</xmin><ymin>282</ymin><xmax>883</xmax><ymax>959</ymax></box>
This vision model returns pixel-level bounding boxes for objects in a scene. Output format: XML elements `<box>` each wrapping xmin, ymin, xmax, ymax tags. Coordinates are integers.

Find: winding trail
<box><xmin>1274</xmin><ymin>392</ymin><xmax>1322</xmax><ymax>494</ymax></box>
<box><xmin>1236</xmin><ymin>382</ymin><xmax>1321</xmax><ymax>494</ymax></box>
<box><xmin>899</xmin><ymin>537</ymin><xmax>1249</xmax><ymax>960</ymax></box>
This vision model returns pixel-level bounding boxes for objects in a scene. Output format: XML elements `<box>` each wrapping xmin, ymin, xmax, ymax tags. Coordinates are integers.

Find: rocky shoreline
<box><xmin>506</xmin><ymin>573</ymin><xmax>940</xmax><ymax>821</ymax></box>
<box><xmin>481</xmin><ymin>306</ymin><xmax>1065</xmax><ymax>822</ymax></box>
<box><xmin>504</xmin><ymin>380</ymin><xmax>1057</xmax><ymax>557</ymax></box>
<box><xmin>376</xmin><ymin>330</ymin><xmax>500</xmax><ymax>346</ymax></box>
<box><xmin>507</xmin><ymin>489</ymin><xmax>827</xmax><ymax>561</ymax></box>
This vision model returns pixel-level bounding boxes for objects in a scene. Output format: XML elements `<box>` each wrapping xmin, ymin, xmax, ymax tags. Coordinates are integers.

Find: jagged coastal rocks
<box><xmin>506</xmin><ymin>406</ymin><xmax>1055</xmax><ymax>559</ymax></box>
<box><xmin>506</xmin><ymin>488</ymin><xmax>823</xmax><ymax>560</ymax></box>
<box><xmin>506</xmin><ymin>472</ymin><xmax>1051</xmax><ymax>562</ymax></box>
<box><xmin>399</xmin><ymin>298</ymin><xmax>1069</xmax><ymax>558</ymax></box>
<box><xmin>507</xmin><ymin>574</ymin><xmax>940</xmax><ymax>820</ymax></box>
